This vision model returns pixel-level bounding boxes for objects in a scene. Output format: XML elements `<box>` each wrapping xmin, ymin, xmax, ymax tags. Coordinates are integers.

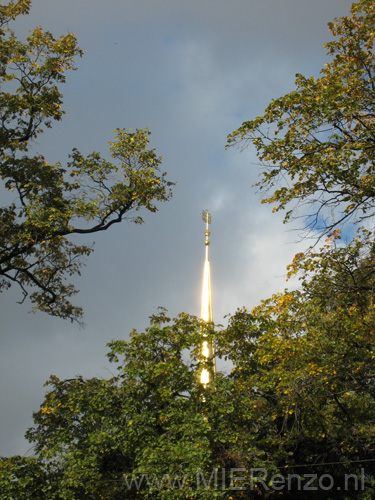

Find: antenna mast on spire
<box><xmin>200</xmin><ymin>209</ymin><xmax>215</xmax><ymax>386</ymax></box>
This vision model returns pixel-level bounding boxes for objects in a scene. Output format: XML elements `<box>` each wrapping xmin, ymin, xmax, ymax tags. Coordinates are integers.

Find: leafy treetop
<box><xmin>227</xmin><ymin>0</ymin><xmax>375</xmax><ymax>240</ymax></box>
<box><xmin>0</xmin><ymin>1</ymin><xmax>174</xmax><ymax>322</ymax></box>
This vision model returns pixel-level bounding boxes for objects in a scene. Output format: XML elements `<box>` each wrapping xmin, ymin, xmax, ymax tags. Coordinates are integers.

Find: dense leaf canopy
<box><xmin>1</xmin><ymin>240</ymin><xmax>375</xmax><ymax>499</ymax></box>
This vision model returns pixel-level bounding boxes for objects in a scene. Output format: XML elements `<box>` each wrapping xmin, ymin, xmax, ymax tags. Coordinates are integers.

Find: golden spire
<box><xmin>200</xmin><ymin>209</ymin><xmax>215</xmax><ymax>386</ymax></box>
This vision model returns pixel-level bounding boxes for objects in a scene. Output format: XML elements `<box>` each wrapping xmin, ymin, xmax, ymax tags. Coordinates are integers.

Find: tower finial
<box><xmin>201</xmin><ymin>209</ymin><xmax>211</xmax><ymax>225</ymax></box>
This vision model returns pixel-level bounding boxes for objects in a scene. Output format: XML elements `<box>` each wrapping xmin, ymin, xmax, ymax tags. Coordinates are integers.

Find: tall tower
<box><xmin>200</xmin><ymin>209</ymin><xmax>215</xmax><ymax>386</ymax></box>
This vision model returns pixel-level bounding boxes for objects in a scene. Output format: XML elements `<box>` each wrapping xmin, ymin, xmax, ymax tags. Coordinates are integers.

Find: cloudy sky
<box><xmin>1</xmin><ymin>0</ymin><xmax>354</xmax><ymax>456</ymax></box>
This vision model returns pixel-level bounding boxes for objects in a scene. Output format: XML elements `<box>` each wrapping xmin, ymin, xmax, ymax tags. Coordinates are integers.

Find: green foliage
<box><xmin>222</xmin><ymin>2</ymin><xmax>375</xmax><ymax>494</ymax></box>
<box><xmin>0</xmin><ymin>1</ymin><xmax>174</xmax><ymax>321</ymax></box>
<box><xmin>0</xmin><ymin>456</ymin><xmax>48</xmax><ymax>499</ymax></box>
<box><xmin>1</xmin><ymin>266</ymin><xmax>375</xmax><ymax>498</ymax></box>
<box><xmin>227</xmin><ymin>0</ymin><xmax>375</xmax><ymax>237</ymax></box>
<box><xmin>230</xmin><ymin>231</ymin><xmax>375</xmax><ymax>472</ymax></box>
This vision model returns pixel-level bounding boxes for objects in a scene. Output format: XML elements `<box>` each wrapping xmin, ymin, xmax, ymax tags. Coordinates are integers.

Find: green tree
<box><xmin>227</xmin><ymin>0</ymin><xmax>375</xmax><ymax>239</ymax></box>
<box><xmin>223</xmin><ymin>0</ymin><xmax>375</xmax><ymax>493</ymax></box>
<box><xmin>1</xmin><ymin>311</ymin><xmax>252</xmax><ymax>500</ymax></box>
<box><xmin>0</xmin><ymin>0</ymin><xmax>173</xmax><ymax>322</ymax></box>
<box><xmin>1</xmin><ymin>274</ymin><xmax>375</xmax><ymax>499</ymax></box>
<box><xmin>225</xmin><ymin>232</ymin><xmax>375</xmax><ymax>498</ymax></box>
